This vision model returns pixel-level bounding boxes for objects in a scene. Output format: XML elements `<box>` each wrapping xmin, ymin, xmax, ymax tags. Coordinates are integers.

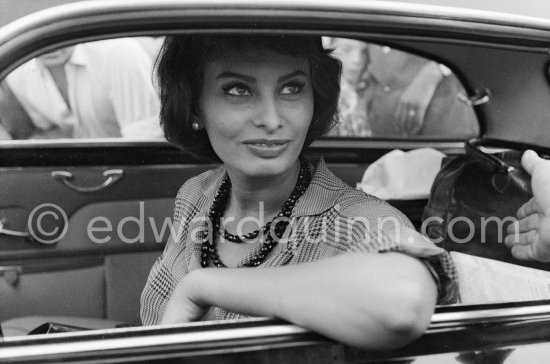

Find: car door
<box><xmin>0</xmin><ymin>33</ymin><xmax>478</xmax><ymax>337</ymax></box>
<box><xmin>0</xmin><ymin>134</ymin><xmax>220</xmax><ymax>329</ymax></box>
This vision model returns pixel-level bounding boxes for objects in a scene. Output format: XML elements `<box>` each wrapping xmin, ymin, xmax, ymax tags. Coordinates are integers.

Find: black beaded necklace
<box><xmin>222</xmin><ymin>227</ymin><xmax>260</xmax><ymax>243</ymax></box>
<box><xmin>201</xmin><ymin>156</ymin><xmax>311</xmax><ymax>268</ymax></box>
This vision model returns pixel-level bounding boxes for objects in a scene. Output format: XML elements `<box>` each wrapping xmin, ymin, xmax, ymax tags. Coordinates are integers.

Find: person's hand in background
<box><xmin>396</xmin><ymin>62</ymin><xmax>443</xmax><ymax>135</ymax></box>
<box><xmin>505</xmin><ymin>150</ymin><xmax>550</xmax><ymax>262</ymax></box>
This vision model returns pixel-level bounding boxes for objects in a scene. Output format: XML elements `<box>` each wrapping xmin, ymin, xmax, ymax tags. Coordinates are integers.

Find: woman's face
<box><xmin>199</xmin><ymin>49</ymin><xmax>314</xmax><ymax>179</ymax></box>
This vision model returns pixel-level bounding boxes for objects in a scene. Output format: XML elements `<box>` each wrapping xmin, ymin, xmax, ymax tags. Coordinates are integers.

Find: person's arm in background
<box><xmin>395</xmin><ymin>61</ymin><xmax>448</xmax><ymax>135</ymax></box>
<box><xmin>0</xmin><ymin>80</ymin><xmax>34</xmax><ymax>139</ymax></box>
<box><xmin>105</xmin><ymin>38</ymin><xmax>162</xmax><ymax>138</ymax></box>
<box><xmin>505</xmin><ymin>150</ymin><xmax>550</xmax><ymax>261</ymax></box>
<box><xmin>3</xmin><ymin>59</ymin><xmax>73</xmax><ymax>139</ymax></box>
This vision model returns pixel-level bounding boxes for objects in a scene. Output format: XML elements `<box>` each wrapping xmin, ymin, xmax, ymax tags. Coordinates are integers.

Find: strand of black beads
<box><xmin>222</xmin><ymin>228</ymin><xmax>261</xmax><ymax>243</ymax></box>
<box><xmin>201</xmin><ymin>156</ymin><xmax>311</xmax><ymax>268</ymax></box>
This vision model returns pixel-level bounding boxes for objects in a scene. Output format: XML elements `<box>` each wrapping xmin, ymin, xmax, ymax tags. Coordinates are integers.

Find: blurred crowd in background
<box><xmin>0</xmin><ymin>35</ymin><xmax>480</xmax><ymax>142</ymax></box>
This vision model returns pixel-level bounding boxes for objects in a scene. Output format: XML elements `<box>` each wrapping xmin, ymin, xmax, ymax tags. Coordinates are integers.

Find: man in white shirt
<box><xmin>6</xmin><ymin>38</ymin><xmax>161</xmax><ymax>139</ymax></box>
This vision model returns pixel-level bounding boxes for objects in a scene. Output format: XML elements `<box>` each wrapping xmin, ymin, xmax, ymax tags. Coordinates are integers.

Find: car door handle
<box><xmin>458</xmin><ymin>88</ymin><xmax>491</xmax><ymax>106</ymax></box>
<box><xmin>52</xmin><ymin>169</ymin><xmax>124</xmax><ymax>193</ymax></box>
<box><xmin>0</xmin><ymin>219</ymin><xmax>30</xmax><ymax>237</ymax></box>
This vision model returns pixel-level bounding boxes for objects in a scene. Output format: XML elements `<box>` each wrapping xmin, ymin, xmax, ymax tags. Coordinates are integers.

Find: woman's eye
<box><xmin>223</xmin><ymin>84</ymin><xmax>251</xmax><ymax>97</ymax></box>
<box><xmin>279</xmin><ymin>82</ymin><xmax>305</xmax><ymax>95</ymax></box>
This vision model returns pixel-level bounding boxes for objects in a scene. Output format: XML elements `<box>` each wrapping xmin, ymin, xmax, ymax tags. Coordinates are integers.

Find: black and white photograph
<box><xmin>1</xmin><ymin>0</ymin><xmax>550</xmax><ymax>363</ymax></box>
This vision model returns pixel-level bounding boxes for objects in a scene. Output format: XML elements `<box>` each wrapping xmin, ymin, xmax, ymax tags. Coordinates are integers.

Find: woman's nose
<box><xmin>252</xmin><ymin>96</ymin><xmax>283</xmax><ymax>131</ymax></box>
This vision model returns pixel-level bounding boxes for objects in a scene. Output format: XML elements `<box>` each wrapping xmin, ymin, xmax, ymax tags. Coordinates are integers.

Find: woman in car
<box><xmin>140</xmin><ymin>35</ymin><xmax>457</xmax><ymax>349</ymax></box>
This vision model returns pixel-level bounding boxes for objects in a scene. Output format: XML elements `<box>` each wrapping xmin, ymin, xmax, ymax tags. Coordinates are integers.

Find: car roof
<box><xmin>396</xmin><ymin>0</ymin><xmax>550</xmax><ymax>19</ymax></box>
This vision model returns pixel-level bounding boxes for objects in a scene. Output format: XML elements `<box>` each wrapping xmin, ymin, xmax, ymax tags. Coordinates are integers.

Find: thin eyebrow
<box><xmin>215</xmin><ymin>70</ymin><xmax>307</xmax><ymax>83</ymax></box>
<box><xmin>277</xmin><ymin>70</ymin><xmax>307</xmax><ymax>83</ymax></box>
<box><xmin>215</xmin><ymin>71</ymin><xmax>255</xmax><ymax>83</ymax></box>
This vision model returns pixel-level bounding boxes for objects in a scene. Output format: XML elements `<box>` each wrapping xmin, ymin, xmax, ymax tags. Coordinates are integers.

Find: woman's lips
<box><xmin>243</xmin><ymin>139</ymin><xmax>290</xmax><ymax>158</ymax></box>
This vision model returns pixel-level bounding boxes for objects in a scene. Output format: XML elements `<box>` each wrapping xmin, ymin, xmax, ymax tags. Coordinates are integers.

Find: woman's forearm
<box><xmin>182</xmin><ymin>252</ymin><xmax>438</xmax><ymax>349</ymax></box>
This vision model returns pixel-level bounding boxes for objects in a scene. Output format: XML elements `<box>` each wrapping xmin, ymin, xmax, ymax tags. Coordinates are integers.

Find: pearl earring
<box><xmin>191</xmin><ymin>121</ymin><xmax>201</xmax><ymax>131</ymax></box>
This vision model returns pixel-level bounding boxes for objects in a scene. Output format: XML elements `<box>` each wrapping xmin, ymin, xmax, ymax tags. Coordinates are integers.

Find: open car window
<box><xmin>325</xmin><ymin>37</ymin><xmax>480</xmax><ymax>140</ymax></box>
<box><xmin>0</xmin><ymin>35</ymin><xmax>544</xmax><ymax>327</ymax></box>
<box><xmin>0</xmin><ymin>37</ymin><xmax>165</xmax><ymax>141</ymax></box>
<box><xmin>0</xmin><ymin>33</ymin><xmax>543</xmax><ymax>326</ymax></box>
<box><xmin>0</xmin><ymin>37</ymin><xmax>479</xmax><ymax>142</ymax></box>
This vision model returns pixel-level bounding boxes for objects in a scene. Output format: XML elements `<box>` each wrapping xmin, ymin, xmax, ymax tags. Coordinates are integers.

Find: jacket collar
<box><xmin>199</xmin><ymin>157</ymin><xmax>349</xmax><ymax>218</ymax></box>
<box><xmin>69</xmin><ymin>44</ymin><xmax>88</xmax><ymax>67</ymax></box>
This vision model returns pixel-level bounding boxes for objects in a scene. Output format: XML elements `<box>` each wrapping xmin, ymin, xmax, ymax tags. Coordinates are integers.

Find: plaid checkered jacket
<box><xmin>140</xmin><ymin>158</ymin><xmax>458</xmax><ymax>325</ymax></box>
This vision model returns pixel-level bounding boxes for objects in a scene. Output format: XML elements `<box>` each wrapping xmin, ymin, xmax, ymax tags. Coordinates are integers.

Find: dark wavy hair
<box><xmin>156</xmin><ymin>35</ymin><xmax>341</xmax><ymax>161</ymax></box>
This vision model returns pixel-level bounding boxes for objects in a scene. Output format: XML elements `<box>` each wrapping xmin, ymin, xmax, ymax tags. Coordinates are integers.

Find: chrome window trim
<box><xmin>431</xmin><ymin>303</ymin><xmax>550</xmax><ymax>327</ymax></box>
<box><xmin>0</xmin><ymin>318</ymin><xmax>328</xmax><ymax>363</ymax></box>
<box><xmin>0</xmin><ymin>138</ymin><xmax>466</xmax><ymax>151</ymax></box>
<box><xmin>4</xmin><ymin>304</ymin><xmax>550</xmax><ymax>362</ymax></box>
<box><xmin>313</xmin><ymin>139</ymin><xmax>466</xmax><ymax>152</ymax></box>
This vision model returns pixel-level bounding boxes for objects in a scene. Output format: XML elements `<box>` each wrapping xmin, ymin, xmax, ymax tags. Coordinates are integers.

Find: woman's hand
<box><xmin>505</xmin><ymin>150</ymin><xmax>550</xmax><ymax>262</ymax></box>
<box><xmin>396</xmin><ymin>62</ymin><xmax>443</xmax><ymax>135</ymax></box>
<box><xmin>160</xmin><ymin>270</ymin><xmax>210</xmax><ymax>325</ymax></box>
